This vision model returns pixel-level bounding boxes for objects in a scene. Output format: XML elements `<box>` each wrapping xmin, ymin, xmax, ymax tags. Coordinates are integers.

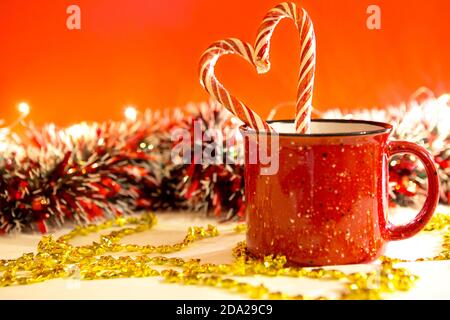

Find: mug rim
<box><xmin>240</xmin><ymin>119</ymin><xmax>393</xmax><ymax>137</ymax></box>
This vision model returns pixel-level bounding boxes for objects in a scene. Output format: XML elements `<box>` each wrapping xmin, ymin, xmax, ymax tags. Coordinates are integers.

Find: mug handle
<box><xmin>383</xmin><ymin>141</ymin><xmax>440</xmax><ymax>241</ymax></box>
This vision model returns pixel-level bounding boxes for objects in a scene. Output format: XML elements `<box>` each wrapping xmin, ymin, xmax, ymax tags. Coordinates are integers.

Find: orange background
<box><xmin>0</xmin><ymin>0</ymin><xmax>449</xmax><ymax>126</ymax></box>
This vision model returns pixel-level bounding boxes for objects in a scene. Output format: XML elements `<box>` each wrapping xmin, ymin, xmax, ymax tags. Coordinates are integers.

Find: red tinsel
<box><xmin>0</xmin><ymin>93</ymin><xmax>448</xmax><ymax>233</ymax></box>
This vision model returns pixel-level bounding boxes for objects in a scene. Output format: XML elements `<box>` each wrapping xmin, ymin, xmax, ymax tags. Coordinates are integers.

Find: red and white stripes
<box><xmin>199</xmin><ymin>38</ymin><xmax>273</xmax><ymax>132</ymax></box>
<box><xmin>254</xmin><ymin>2</ymin><xmax>316</xmax><ymax>134</ymax></box>
<box><xmin>199</xmin><ymin>2</ymin><xmax>316</xmax><ymax>134</ymax></box>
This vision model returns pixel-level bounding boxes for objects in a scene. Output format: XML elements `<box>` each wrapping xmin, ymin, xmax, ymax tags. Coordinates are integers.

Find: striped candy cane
<box><xmin>254</xmin><ymin>2</ymin><xmax>316</xmax><ymax>134</ymax></box>
<box><xmin>199</xmin><ymin>38</ymin><xmax>274</xmax><ymax>132</ymax></box>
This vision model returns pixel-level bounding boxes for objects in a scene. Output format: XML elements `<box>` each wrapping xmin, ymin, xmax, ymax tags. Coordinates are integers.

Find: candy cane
<box><xmin>199</xmin><ymin>38</ymin><xmax>273</xmax><ymax>132</ymax></box>
<box><xmin>254</xmin><ymin>2</ymin><xmax>316</xmax><ymax>134</ymax></box>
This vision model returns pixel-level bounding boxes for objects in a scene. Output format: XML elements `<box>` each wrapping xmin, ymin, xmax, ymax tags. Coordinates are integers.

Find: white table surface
<box><xmin>0</xmin><ymin>206</ymin><xmax>449</xmax><ymax>300</ymax></box>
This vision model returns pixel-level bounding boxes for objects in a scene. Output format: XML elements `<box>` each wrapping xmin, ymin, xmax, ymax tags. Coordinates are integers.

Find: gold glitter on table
<box><xmin>0</xmin><ymin>212</ymin><xmax>449</xmax><ymax>300</ymax></box>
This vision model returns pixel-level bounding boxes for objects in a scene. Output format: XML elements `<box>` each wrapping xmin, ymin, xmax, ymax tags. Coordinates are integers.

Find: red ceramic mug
<box><xmin>241</xmin><ymin>119</ymin><xmax>440</xmax><ymax>266</ymax></box>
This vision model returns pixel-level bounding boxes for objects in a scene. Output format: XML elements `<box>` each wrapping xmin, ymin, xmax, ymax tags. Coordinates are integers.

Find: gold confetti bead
<box><xmin>168</xmin><ymin>257</ymin><xmax>185</xmax><ymax>266</ymax></box>
<box><xmin>248</xmin><ymin>284</ymin><xmax>269</xmax><ymax>299</ymax></box>
<box><xmin>268</xmin><ymin>291</ymin><xmax>289</xmax><ymax>300</ymax></box>
<box><xmin>140</xmin><ymin>245</ymin><xmax>156</xmax><ymax>254</ymax></box>
<box><xmin>291</xmin><ymin>294</ymin><xmax>306</xmax><ymax>300</ymax></box>
<box><xmin>125</xmin><ymin>244</ymin><xmax>140</xmax><ymax>252</ymax></box>
<box><xmin>234</xmin><ymin>224</ymin><xmax>247</xmax><ymax>233</ymax></box>
<box><xmin>220</xmin><ymin>278</ymin><xmax>238</xmax><ymax>288</ymax></box>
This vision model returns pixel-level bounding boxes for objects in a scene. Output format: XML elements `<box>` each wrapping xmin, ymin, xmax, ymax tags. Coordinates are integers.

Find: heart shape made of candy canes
<box><xmin>199</xmin><ymin>2</ymin><xmax>316</xmax><ymax>133</ymax></box>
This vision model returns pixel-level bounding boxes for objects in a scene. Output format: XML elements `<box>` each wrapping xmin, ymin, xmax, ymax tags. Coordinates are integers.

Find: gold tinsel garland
<box><xmin>0</xmin><ymin>212</ymin><xmax>449</xmax><ymax>300</ymax></box>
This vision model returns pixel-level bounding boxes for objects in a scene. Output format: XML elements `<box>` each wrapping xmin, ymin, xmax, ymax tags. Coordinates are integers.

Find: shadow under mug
<box><xmin>240</xmin><ymin>119</ymin><xmax>440</xmax><ymax>266</ymax></box>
